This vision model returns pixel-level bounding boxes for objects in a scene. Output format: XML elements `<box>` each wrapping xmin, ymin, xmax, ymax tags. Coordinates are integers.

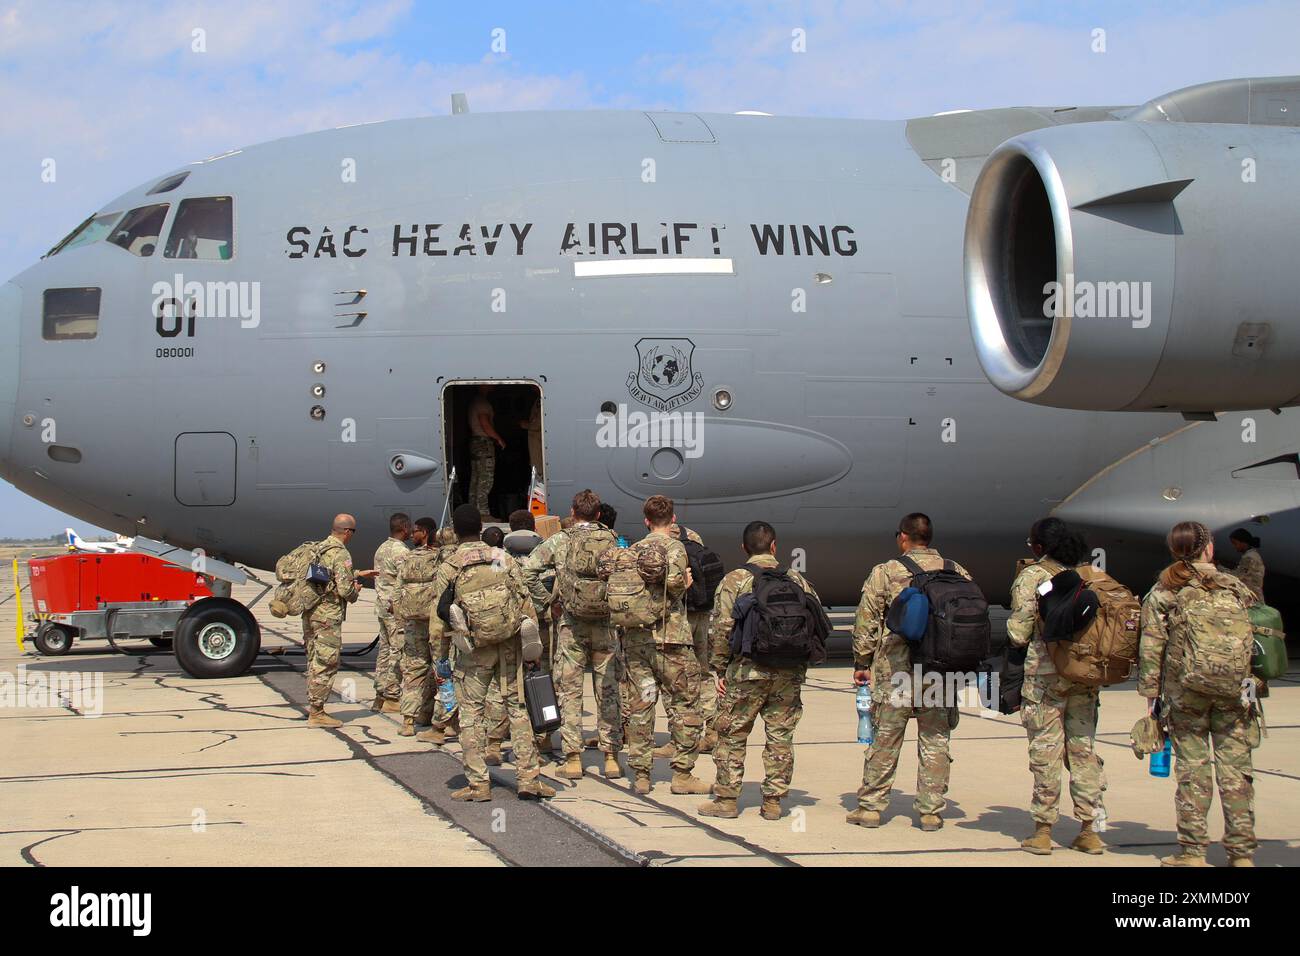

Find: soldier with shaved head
<box><xmin>305</xmin><ymin>514</ymin><xmax>361</xmax><ymax>727</ymax></box>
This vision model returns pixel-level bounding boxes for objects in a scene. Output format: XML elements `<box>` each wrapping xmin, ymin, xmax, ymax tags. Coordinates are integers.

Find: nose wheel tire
<box><xmin>174</xmin><ymin>599</ymin><xmax>260</xmax><ymax>678</ymax></box>
<box><xmin>32</xmin><ymin>622</ymin><xmax>75</xmax><ymax>656</ymax></box>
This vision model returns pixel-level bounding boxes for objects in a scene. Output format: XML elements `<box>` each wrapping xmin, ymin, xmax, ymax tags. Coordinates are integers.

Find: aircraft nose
<box><xmin>0</xmin><ymin>282</ymin><xmax>20</xmax><ymax>479</ymax></box>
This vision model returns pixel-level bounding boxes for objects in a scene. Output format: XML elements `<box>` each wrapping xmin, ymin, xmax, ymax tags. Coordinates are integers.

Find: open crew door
<box><xmin>441</xmin><ymin>381</ymin><xmax>544</xmax><ymax>521</ymax></box>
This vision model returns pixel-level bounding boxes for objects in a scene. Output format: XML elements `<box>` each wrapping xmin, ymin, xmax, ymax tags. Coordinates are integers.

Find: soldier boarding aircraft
<box><xmin>1</xmin><ymin>75</ymin><xmax>1297</xmax><ymax>676</ymax></box>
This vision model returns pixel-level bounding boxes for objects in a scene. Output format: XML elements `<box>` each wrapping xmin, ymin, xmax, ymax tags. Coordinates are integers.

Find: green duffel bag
<box><xmin>1250</xmin><ymin>604</ymin><xmax>1288</xmax><ymax>680</ymax></box>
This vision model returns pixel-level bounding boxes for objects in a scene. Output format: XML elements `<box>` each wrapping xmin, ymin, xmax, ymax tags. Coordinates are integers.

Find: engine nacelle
<box><xmin>964</xmin><ymin>120</ymin><xmax>1300</xmax><ymax>412</ymax></box>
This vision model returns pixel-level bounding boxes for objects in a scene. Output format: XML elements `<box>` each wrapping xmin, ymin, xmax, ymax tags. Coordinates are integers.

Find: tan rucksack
<box><xmin>1047</xmin><ymin>566</ymin><xmax>1140</xmax><ymax>686</ymax></box>
<box><xmin>453</xmin><ymin>546</ymin><xmax>523</xmax><ymax>647</ymax></box>
<box><xmin>1171</xmin><ymin>577</ymin><xmax>1253</xmax><ymax>698</ymax></box>
<box><xmin>268</xmin><ymin>539</ymin><xmax>338</xmax><ymax>617</ymax></box>
<box><xmin>601</xmin><ymin>542</ymin><xmax>669</xmax><ymax>628</ymax></box>
<box><xmin>558</xmin><ymin>525</ymin><xmax>618</xmax><ymax>619</ymax></box>
<box><xmin>394</xmin><ymin>547</ymin><xmax>441</xmax><ymax>621</ymax></box>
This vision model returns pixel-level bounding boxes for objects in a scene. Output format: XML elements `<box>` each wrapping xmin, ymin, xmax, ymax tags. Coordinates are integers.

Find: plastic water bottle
<box><xmin>1149</xmin><ymin>736</ymin><xmax>1171</xmax><ymax>778</ymax></box>
<box><xmin>856</xmin><ymin>684</ymin><xmax>874</xmax><ymax>745</ymax></box>
<box><xmin>435</xmin><ymin>658</ymin><xmax>457</xmax><ymax>717</ymax></box>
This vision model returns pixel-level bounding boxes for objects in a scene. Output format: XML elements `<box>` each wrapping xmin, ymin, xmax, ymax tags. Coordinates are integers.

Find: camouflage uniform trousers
<box><xmin>459</xmin><ymin>640</ymin><xmax>542</xmax><ymax>788</ymax></box>
<box><xmin>857</xmin><ymin>700</ymin><xmax>951</xmax><ymax>816</ymax></box>
<box><xmin>552</xmin><ymin>616</ymin><xmax>622</xmax><ymax>755</ymax></box>
<box><xmin>1020</xmin><ymin>675</ymin><xmax>1104</xmax><ymax>825</ymax></box>
<box><xmin>373</xmin><ymin>611</ymin><xmax>404</xmax><ymax>701</ymax></box>
<box><xmin>468</xmin><ymin>435</ymin><xmax>496</xmax><ymax>516</ymax></box>
<box><xmin>487</xmin><ymin>620</ymin><xmax>553</xmax><ymax>745</ymax></box>
<box><xmin>1168</xmin><ymin>685</ymin><xmax>1258</xmax><ymax>860</ymax></box>
<box><xmin>304</xmin><ymin>614</ymin><xmax>342</xmax><ymax>709</ymax></box>
<box><xmin>664</xmin><ymin>610</ymin><xmax>717</xmax><ymax>735</ymax></box>
<box><xmin>398</xmin><ymin>618</ymin><xmax>437</xmax><ymax>723</ymax></box>
<box><xmin>711</xmin><ymin>662</ymin><xmax>804</xmax><ymax>800</ymax></box>
<box><xmin>624</xmin><ymin>634</ymin><xmax>702</xmax><ymax>776</ymax></box>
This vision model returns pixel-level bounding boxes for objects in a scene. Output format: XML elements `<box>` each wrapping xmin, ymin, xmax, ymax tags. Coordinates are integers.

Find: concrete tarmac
<box><xmin>1</xmin><ymin>554</ymin><xmax>1296</xmax><ymax>867</ymax></box>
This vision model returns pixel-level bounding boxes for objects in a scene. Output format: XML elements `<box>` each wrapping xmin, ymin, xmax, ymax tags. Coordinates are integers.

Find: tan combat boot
<box><xmin>634</xmin><ymin>773</ymin><xmax>652</xmax><ymax>794</ymax></box>
<box><xmin>381</xmin><ymin>699</ymin><xmax>400</xmax><ymax>714</ymax></box>
<box><xmin>760</xmin><ymin>797</ymin><xmax>781</xmax><ymax>821</ymax></box>
<box><xmin>397</xmin><ymin>717</ymin><xmax>415</xmax><ymax>737</ymax></box>
<box><xmin>536</xmin><ymin>733</ymin><xmax>553</xmax><ymax>753</ymax></box>
<box><xmin>670</xmin><ymin>773</ymin><xmax>711</xmax><ymax>795</ymax></box>
<box><xmin>558</xmin><ymin>754</ymin><xmax>585</xmax><ymax>780</ymax></box>
<box><xmin>484</xmin><ymin>742</ymin><xmax>503</xmax><ymax>766</ymax></box>
<box><xmin>698</xmin><ymin>797</ymin><xmax>739</xmax><ymax>818</ymax></box>
<box><xmin>699</xmin><ymin>731</ymin><xmax>718</xmax><ymax>754</ymax></box>
<box><xmin>416</xmin><ymin>726</ymin><xmax>445</xmax><ymax>744</ymax></box>
<box><xmin>307</xmin><ymin>707</ymin><xmax>342</xmax><ymax>728</ymax></box>
<box><xmin>1021</xmin><ymin>822</ymin><xmax>1053</xmax><ymax>855</ymax></box>
<box><xmin>451</xmin><ymin>784</ymin><xmax>491</xmax><ymax>802</ymax></box>
<box><xmin>603</xmin><ymin>753</ymin><xmax>624</xmax><ymax>778</ymax></box>
<box><xmin>518</xmin><ymin>779</ymin><xmax>557</xmax><ymax>800</ymax></box>
<box><xmin>371</xmin><ymin>695</ymin><xmax>385</xmax><ymax>713</ymax></box>
<box><xmin>845</xmin><ymin>808</ymin><xmax>881</xmax><ymax>828</ymax></box>
<box><xmin>918</xmin><ymin>814</ymin><xmax>943</xmax><ymax>832</ymax></box>
<box><xmin>652</xmin><ymin>741</ymin><xmax>675</xmax><ymax>759</ymax></box>
<box><xmin>1071</xmin><ymin>820</ymin><xmax>1105</xmax><ymax>855</ymax></box>
<box><xmin>1161</xmin><ymin>851</ymin><xmax>1210</xmax><ymax>867</ymax></box>
<box><xmin>1229</xmin><ymin>857</ymin><xmax>1255</xmax><ymax>868</ymax></box>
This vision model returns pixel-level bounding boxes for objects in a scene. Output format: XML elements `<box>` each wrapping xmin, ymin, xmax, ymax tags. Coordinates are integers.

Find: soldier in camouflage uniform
<box><xmin>305</xmin><ymin>515</ymin><xmax>361</xmax><ymax>727</ymax></box>
<box><xmin>416</xmin><ymin>525</ymin><xmax>463</xmax><ymax>744</ymax></box>
<box><xmin>1226</xmin><ymin>528</ymin><xmax>1265</xmax><ymax>601</ymax></box>
<box><xmin>623</xmin><ymin>496</ymin><xmax>710</xmax><ymax>796</ymax></box>
<box><xmin>395</xmin><ymin>517</ymin><xmax>441</xmax><ymax>736</ymax></box>
<box><xmin>432</xmin><ymin>505</ymin><xmax>555</xmax><ymax>802</ymax></box>
<box><xmin>656</xmin><ymin>522</ymin><xmax>717</xmax><ymax>758</ymax></box>
<box><xmin>1140</xmin><ymin>520</ymin><xmax>1260</xmax><ymax>867</ymax></box>
<box><xmin>847</xmin><ymin>513</ymin><xmax>968</xmax><ymax>830</ymax></box>
<box><xmin>370</xmin><ymin>513</ymin><xmax>411</xmax><ymax>713</ymax></box>
<box><xmin>523</xmin><ymin>490</ymin><xmax>623</xmax><ymax>780</ymax></box>
<box><xmin>698</xmin><ymin>521</ymin><xmax>818</xmax><ymax>821</ymax></box>
<box><xmin>1008</xmin><ymin>517</ymin><xmax>1106</xmax><ymax>855</ymax></box>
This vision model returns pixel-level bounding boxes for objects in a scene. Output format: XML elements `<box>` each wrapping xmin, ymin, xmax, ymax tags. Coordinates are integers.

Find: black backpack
<box><xmin>895</xmin><ymin>554</ymin><xmax>990</xmax><ymax>674</ymax></box>
<box><xmin>679</xmin><ymin>526</ymin><xmax>726</xmax><ymax>612</ymax></box>
<box><xmin>730</xmin><ymin>566</ymin><xmax>831</xmax><ymax>668</ymax></box>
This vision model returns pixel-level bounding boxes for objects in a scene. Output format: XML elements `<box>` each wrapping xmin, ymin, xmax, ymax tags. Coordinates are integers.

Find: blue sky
<box><xmin>0</xmin><ymin>0</ymin><xmax>1296</xmax><ymax>535</ymax></box>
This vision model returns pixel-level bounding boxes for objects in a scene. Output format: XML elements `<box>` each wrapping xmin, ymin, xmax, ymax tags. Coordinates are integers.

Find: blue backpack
<box><xmin>888</xmin><ymin>586</ymin><xmax>930</xmax><ymax>643</ymax></box>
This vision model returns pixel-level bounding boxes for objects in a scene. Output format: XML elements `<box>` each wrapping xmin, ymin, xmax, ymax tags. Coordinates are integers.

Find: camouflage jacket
<box><xmin>852</xmin><ymin>547</ymin><xmax>971</xmax><ymax>705</ymax></box>
<box><xmin>1138</xmin><ymin>562</ymin><xmax>1257</xmax><ymax>699</ymax></box>
<box><xmin>667</xmin><ymin>522</ymin><xmax>704</xmax><ymax>546</ymax></box>
<box><xmin>429</xmin><ymin>541</ymin><xmax>537</xmax><ymax>644</ymax></box>
<box><xmin>1228</xmin><ymin>548</ymin><xmax>1265</xmax><ymax>601</ymax></box>
<box><xmin>708</xmin><ymin>554</ymin><xmax>819</xmax><ymax>679</ymax></box>
<box><xmin>372</xmin><ymin>536</ymin><xmax>410</xmax><ymax>616</ymax></box>
<box><xmin>625</xmin><ymin>529</ymin><xmax>691</xmax><ymax>646</ymax></box>
<box><xmin>306</xmin><ymin>536</ymin><xmax>359</xmax><ymax>623</ymax></box>
<box><xmin>1006</xmin><ymin>556</ymin><xmax>1069</xmax><ymax>679</ymax></box>
<box><xmin>521</xmin><ymin>527</ymin><xmax>573</xmax><ymax>610</ymax></box>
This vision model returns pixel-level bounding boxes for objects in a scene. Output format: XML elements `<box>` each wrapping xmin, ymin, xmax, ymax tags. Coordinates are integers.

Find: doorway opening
<box><xmin>442</xmin><ymin>380</ymin><xmax>544</xmax><ymax>521</ymax></box>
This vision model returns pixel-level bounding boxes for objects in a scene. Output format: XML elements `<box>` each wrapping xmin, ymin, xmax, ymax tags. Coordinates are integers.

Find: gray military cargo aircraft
<box><xmin>2</xmin><ymin>75</ymin><xmax>1297</xmax><ymax>675</ymax></box>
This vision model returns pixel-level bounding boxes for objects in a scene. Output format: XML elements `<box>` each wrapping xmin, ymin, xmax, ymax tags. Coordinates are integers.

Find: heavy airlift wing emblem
<box><xmin>627</xmin><ymin>337</ymin><xmax>705</xmax><ymax>412</ymax></box>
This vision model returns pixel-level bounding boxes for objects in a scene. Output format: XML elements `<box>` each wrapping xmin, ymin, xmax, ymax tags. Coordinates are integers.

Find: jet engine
<box><xmin>964</xmin><ymin>115</ymin><xmax>1300</xmax><ymax>413</ymax></box>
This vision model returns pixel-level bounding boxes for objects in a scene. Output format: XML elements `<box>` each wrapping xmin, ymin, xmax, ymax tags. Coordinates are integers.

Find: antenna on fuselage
<box><xmin>451</xmin><ymin>93</ymin><xmax>469</xmax><ymax>115</ymax></box>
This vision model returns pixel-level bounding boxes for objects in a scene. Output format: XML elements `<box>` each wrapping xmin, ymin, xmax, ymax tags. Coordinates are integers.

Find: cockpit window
<box><xmin>43</xmin><ymin>288</ymin><xmax>101</xmax><ymax>341</ymax></box>
<box><xmin>147</xmin><ymin>171</ymin><xmax>190</xmax><ymax>195</ymax></box>
<box><xmin>164</xmin><ymin>196</ymin><xmax>233</xmax><ymax>260</ymax></box>
<box><xmin>107</xmin><ymin>203</ymin><xmax>170</xmax><ymax>257</ymax></box>
<box><xmin>46</xmin><ymin>212</ymin><xmax>122</xmax><ymax>257</ymax></box>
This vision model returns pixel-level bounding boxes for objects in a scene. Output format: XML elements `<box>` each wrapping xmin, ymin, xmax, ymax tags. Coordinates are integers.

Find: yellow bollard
<box><xmin>13</xmin><ymin>558</ymin><xmax>25</xmax><ymax>652</ymax></box>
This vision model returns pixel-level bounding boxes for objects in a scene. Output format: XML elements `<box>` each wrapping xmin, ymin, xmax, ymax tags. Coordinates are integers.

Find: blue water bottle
<box><xmin>856</xmin><ymin>684</ymin><xmax>874</xmax><ymax>745</ymax></box>
<box><xmin>435</xmin><ymin>658</ymin><xmax>457</xmax><ymax>717</ymax></box>
<box><xmin>1149</xmin><ymin>736</ymin><xmax>1171</xmax><ymax>778</ymax></box>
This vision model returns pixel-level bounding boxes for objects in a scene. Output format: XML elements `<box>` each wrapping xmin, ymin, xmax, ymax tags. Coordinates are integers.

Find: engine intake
<box><xmin>964</xmin><ymin>120</ymin><xmax>1300</xmax><ymax>412</ymax></box>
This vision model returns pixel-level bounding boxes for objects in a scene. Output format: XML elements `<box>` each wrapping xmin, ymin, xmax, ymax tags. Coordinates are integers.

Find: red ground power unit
<box><xmin>29</xmin><ymin>552</ymin><xmax>212</xmax><ymax>614</ymax></box>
